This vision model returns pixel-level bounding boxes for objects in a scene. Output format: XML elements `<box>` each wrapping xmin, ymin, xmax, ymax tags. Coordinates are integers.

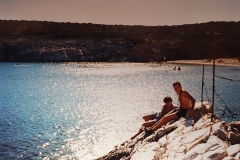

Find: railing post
<box><xmin>211</xmin><ymin>58</ymin><xmax>215</xmax><ymax>121</ymax></box>
<box><xmin>201</xmin><ymin>65</ymin><xmax>205</xmax><ymax>106</ymax></box>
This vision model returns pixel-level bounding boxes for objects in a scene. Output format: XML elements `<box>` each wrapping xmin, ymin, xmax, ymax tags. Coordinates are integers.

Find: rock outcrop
<box><xmin>97</xmin><ymin>104</ymin><xmax>240</xmax><ymax>160</ymax></box>
<box><xmin>0</xmin><ymin>40</ymin><xmax>134</xmax><ymax>62</ymax></box>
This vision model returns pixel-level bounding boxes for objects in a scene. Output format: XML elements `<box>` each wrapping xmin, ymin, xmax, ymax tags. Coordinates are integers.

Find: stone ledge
<box><xmin>96</xmin><ymin>104</ymin><xmax>240</xmax><ymax>160</ymax></box>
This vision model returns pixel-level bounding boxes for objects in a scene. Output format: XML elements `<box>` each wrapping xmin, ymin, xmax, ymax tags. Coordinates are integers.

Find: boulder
<box><xmin>183</xmin><ymin>143</ymin><xmax>206</xmax><ymax>160</ymax></box>
<box><xmin>211</xmin><ymin>121</ymin><xmax>227</xmax><ymax>140</ymax></box>
<box><xmin>229</xmin><ymin>121</ymin><xmax>240</xmax><ymax>133</ymax></box>
<box><xmin>205</xmin><ymin>135</ymin><xmax>228</xmax><ymax>151</ymax></box>
<box><xmin>193</xmin><ymin>155</ymin><xmax>204</xmax><ymax>160</ymax></box>
<box><xmin>224</xmin><ymin>122</ymin><xmax>240</xmax><ymax>133</ymax></box>
<box><xmin>234</xmin><ymin>152</ymin><xmax>240</xmax><ymax>160</ymax></box>
<box><xmin>228</xmin><ymin>132</ymin><xmax>240</xmax><ymax>145</ymax></box>
<box><xmin>222</xmin><ymin>156</ymin><xmax>235</xmax><ymax>160</ymax></box>
<box><xmin>226</xmin><ymin>144</ymin><xmax>240</xmax><ymax>157</ymax></box>
<box><xmin>185</xmin><ymin>104</ymin><xmax>212</xmax><ymax>123</ymax></box>
<box><xmin>181</xmin><ymin>126</ymin><xmax>211</xmax><ymax>152</ymax></box>
<box><xmin>98</xmin><ymin>148</ymin><xmax>131</xmax><ymax>160</ymax></box>
<box><xmin>202</xmin><ymin>146</ymin><xmax>227</xmax><ymax>160</ymax></box>
<box><xmin>167</xmin><ymin>153</ymin><xmax>185</xmax><ymax>160</ymax></box>
<box><xmin>130</xmin><ymin>142</ymin><xmax>163</xmax><ymax>160</ymax></box>
<box><xmin>193</xmin><ymin>113</ymin><xmax>215</xmax><ymax>130</ymax></box>
<box><xmin>200</xmin><ymin>135</ymin><xmax>229</xmax><ymax>160</ymax></box>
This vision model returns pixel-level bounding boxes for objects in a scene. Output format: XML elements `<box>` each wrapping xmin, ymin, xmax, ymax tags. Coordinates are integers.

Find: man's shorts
<box><xmin>176</xmin><ymin>107</ymin><xmax>189</xmax><ymax>118</ymax></box>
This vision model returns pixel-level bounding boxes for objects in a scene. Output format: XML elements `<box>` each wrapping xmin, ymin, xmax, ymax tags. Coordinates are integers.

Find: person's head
<box><xmin>163</xmin><ymin>96</ymin><xmax>173</xmax><ymax>107</ymax></box>
<box><xmin>173</xmin><ymin>81</ymin><xmax>182</xmax><ymax>94</ymax></box>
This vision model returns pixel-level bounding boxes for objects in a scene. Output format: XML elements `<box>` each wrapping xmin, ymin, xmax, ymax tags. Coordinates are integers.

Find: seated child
<box><xmin>131</xmin><ymin>96</ymin><xmax>178</xmax><ymax>140</ymax></box>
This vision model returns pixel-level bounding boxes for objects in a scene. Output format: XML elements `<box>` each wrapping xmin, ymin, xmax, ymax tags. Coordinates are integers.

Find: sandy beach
<box><xmin>168</xmin><ymin>58</ymin><xmax>240</xmax><ymax>67</ymax></box>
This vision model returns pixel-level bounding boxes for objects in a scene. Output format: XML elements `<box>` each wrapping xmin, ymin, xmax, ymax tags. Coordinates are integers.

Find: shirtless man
<box><xmin>144</xmin><ymin>81</ymin><xmax>195</xmax><ymax>134</ymax></box>
<box><xmin>131</xmin><ymin>97</ymin><xmax>177</xmax><ymax>140</ymax></box>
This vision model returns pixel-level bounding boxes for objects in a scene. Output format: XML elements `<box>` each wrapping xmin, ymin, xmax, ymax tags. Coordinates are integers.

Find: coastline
<box><xmin>168</xmin><ymin>58</ymin><xmax>240</xmax><ymax>67</ymax></box>
<box><xmin>97</xmin><ymin>104</ymin><xmax>240</xmax><ymax>160</ymax></box>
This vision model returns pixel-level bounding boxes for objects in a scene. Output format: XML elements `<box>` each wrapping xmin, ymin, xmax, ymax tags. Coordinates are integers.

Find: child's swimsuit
<box><xmin>152</xmin><ymin>113</ymin><xmax>161</xmax><ymax>122</ymax></box>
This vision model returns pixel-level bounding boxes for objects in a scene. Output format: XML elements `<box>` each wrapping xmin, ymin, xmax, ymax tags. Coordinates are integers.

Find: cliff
<box><xmin>97</xmin><ymin>104</ymin><xmax>240</xmax><ymax>160</ymax></box>
<box><xmin>0</xmin><ymin>20</ymin><xmax>240</xmax><ymax>62</ymax></box>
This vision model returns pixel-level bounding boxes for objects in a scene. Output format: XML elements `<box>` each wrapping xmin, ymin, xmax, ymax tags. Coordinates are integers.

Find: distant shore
<box><xmin>168</xmin><ymin>58</ymin><xmax>240</xmax><ymax>67</ymax></box>
<box><xmin>1</xmin><ymin>20</ymin><xmax>240</xmax><ymax>63</ymax></box>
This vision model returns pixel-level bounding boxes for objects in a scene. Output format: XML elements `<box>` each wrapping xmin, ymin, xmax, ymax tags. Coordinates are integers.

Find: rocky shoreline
<box><xmin>0</xmin><ymin>39</ymin><xmax>135</xmax><ymax>62</ymax></box>
<box><xmin>97</xmin><ymin>104</ymin><xmax>240</xmax><ymax>160</ymax></box>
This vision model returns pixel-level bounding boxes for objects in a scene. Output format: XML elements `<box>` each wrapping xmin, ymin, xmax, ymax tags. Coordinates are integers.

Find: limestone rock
<box><xmin>212</xmin><ymin>121</ymin><xmax>226</xmax><ymax>131</ymax></box>
<box><xmin>130</xmin><ymin>142</ymin><xmax>163</xmax><ymax>160</ymax></box>
<box><xmin>201</xmin><ymin>136</ymin><xmax>228</xmax><ymax>160</ymax></box>
<box><xmin>183</xmin><ymin>143</ymin><xmax>206</xmax><ymax>160</ymax></box>
<box><xmin>228</xmin><ymin>132</ymin><xmax>240</xmax><ymax>145</ymax></box>
<box><xmin>205</xmin><ymin>135</ymin><xmax>229</xmax><ymax>151</ymax></box>
<box><xmin>212</xmin><ymin>121</ymin><xmax>228</xmax><ymax>140</ymax></box>
<box><xmin>214</xmin><ymin>128</ymin><xmax>228</xmax><ymax>141</ymax></box>
<box><xmin>226</xmin><ymin>144</ymin><xmax>240</xmax><ymax>157</ymax></box>
<box><xmin>99</xmin><ymin>149</ymin><xmax>131</xmax><ymax>160</ymax></box>
<box><xmin>158</xmin><ymin>135</ymin><xmax>167</xmax><ymax>148</ymax></box>
<box><xmin>202</xmin><ymin>146</ymin><xmax>227</xmax><ymax>160</ymax></box>
<box><xmin>97</xmin><ymin>104</ymin><xmax>240</xmax><ymax>160</ymax></box>
<box><xmin>193</xmin><ymin>113</ymin><xmax>214</xmax><ymax>130</ymax></box>
<box><xmin>193</xmin><ymin>155</ymin><xmax>203</xmax><ymax>160</ymax></box>
<box><xmin>167</xmin><ymin>153</ymin><xmax>185</xmax><ymax>160</ymax></box>
<box><xmin>185</xmin><ymin>104</ymin><xmax>211</xmax><ymax>123</ymax></box>
<box><xmin>234</xmin><ymin>152</ymin><xmax>240</xmax><ymax>160</ymax></box>
<box><xmin>181</xmin><ymin>126</ymin><xmax>211</xmax><ymax>152</ymax></box>
<box><xmin>224</xmin><ymin>122</ymin><xmax>240</xmax><ymax>134</ymax></box>
<box><xmin>145</xmin><ymin>124</ymin><xmax>177</xmax><ymax>143</ymax></box>
<box><xmin>229</xmin><ymin>121</ymin><xmax>240</xmax><ymax>133</ymax></box>
<box><xmin>222</xmin><ymin>156</ymin><xmax>235</xmax><ymax>160</ymax></box>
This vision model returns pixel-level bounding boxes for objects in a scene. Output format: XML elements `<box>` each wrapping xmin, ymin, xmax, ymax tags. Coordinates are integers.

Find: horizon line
<box><xmin>1</xmin><ymin>19</ymin><xmax>240</xmax><ymax>27</ymax></box>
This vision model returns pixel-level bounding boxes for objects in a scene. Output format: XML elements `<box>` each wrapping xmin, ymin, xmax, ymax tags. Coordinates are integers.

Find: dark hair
<box><xmin>173</xmin><ymin>81</ymin><xmax>181</xmax><ymax>87</ymax></box>
<box><xmin>163</xmin><ymin>96</ymin><xmax>172</xmax><ymax>103</ymax></box>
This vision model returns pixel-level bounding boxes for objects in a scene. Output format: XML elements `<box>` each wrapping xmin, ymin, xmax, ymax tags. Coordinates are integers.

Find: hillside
<box><xmin>0</xmin><ymin>20</ymin><xmax>240</xmax><ymax>62</ymax></box>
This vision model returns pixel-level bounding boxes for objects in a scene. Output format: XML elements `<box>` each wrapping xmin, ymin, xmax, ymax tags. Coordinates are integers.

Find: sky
<box><xmin>0</xmin><ymin>0</ymin><xmax>240</xmax><ymax>26</ymax></box>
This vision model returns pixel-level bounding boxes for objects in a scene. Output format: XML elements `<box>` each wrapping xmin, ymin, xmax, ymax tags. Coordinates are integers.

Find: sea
<box><xmin>0</xmin><ymin>62</ymin><xmax>239</xmax><ymax>159</ymax></box>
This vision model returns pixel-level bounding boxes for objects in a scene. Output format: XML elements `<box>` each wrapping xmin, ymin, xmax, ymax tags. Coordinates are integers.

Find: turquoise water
<box><xmin>0</xmin><ymin>62</ymin><xmax>239</xmax><ymax>159</ymax></box>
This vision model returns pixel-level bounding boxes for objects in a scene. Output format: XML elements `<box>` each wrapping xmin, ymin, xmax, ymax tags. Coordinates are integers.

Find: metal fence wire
<box><xmin>214</xmin><ymin>73</ymin><xmax>239</xmax><ymax>120</ymax></box>
<box><xmin>201</xmin><ymin>65</ymin><xmax>239</xmax><ymax>121</ymax></box>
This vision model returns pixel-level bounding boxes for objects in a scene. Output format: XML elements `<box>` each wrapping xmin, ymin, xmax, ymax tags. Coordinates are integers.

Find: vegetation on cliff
<box><xmin>0</xmin><ymin>20</ymin><xmax>240</xmax><ymax>62</ymax></box>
